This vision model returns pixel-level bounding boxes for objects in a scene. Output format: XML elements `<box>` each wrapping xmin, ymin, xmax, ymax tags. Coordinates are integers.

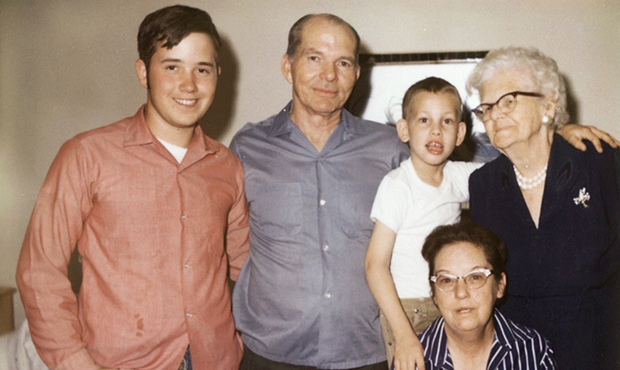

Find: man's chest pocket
<box><xmin>251</xmin><ymin>183</ymin><xmax>303</xmax><ymax>238</ymax></box>
<box><xmin>339</xmin><ymin>182</ymin><xmax>376</xmax><ymax>238</ymax></box>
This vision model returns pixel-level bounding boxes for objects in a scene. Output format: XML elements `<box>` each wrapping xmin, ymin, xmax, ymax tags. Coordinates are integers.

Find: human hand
<box><xmin>558</xmin><ymin>124</ymin><xmax>620</xmax><ymax>153</ymax></box>
<box><xmin>392</xmin><ymin>333</ymin><xmax>425</xmax><ymax>370</ymax></box>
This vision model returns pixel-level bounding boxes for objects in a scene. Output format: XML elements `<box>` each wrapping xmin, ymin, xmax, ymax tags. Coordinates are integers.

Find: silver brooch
<box><xmin>573</xmin><ymin>188</ymin><xmax>590</xmax><ymax>208</ymax></box>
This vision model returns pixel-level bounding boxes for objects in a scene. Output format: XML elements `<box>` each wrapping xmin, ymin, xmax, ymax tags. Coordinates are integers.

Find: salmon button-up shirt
<box><xmin>17</xmin><ymin>106</ymin><xmax>249</xmax><ymax>370</ymax></box>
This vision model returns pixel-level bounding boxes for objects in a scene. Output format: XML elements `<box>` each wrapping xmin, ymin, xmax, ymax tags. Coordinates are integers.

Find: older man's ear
<box><xmin>281</xmin><ymin>54</ymin><xmax>294</xmax><ymax>84</ymax></box>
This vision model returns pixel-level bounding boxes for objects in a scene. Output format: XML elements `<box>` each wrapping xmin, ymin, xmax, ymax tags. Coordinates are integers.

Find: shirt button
<box><xmin>324</xmin><ymin>293</ymin><xmax>331</xmax><ymax>299</ymax></box>
<box><xmin>181</xmin><ymin>214</ymin><xmax>187</xmax><ymax>220</ymax></box>
<box><xmin>186</xmin><ymin>312</ymin><xmax>192</xmax><ymax>318</ymax></box>
<box><xmin>323</xmin><ymin>245</ymin><xmax>329</xmax><ymax>251</ymax></box>
<box><xmin>319</xmin><ymin>199</ymin><xmax>326</xmax><ymax>206</ymax></box>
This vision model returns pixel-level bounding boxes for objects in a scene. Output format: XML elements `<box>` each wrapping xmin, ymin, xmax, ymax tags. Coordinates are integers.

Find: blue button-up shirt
<box><xmin>420</xmin><ymin>309</ymin><xmax>558</xmax><ymax>370</ymax></box>
<box><xmin>231</xmin><ymin>103</ymin><xmax>409</xmax><ymax>369</ymax></box>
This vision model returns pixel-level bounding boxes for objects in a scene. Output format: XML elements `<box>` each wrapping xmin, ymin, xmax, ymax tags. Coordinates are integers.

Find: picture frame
<box><xmin>346</xmin><ymin>51</ymin><xmax>499</xmax><ymax>163</ymax></box>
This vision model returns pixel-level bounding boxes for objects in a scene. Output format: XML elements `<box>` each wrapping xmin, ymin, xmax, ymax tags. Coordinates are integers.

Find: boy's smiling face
<box><xmin>396</xmin><ymin>91</ymin><xmax>466</xmax><ymax>170</ymax></box>
<box><xmin>136</xmin><ymin>32</ymin><xmax>220</xmax><ymax>142</ymax></box>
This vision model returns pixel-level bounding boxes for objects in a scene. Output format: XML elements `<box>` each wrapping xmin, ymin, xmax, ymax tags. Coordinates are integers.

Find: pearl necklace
<box><xmin>513</xmin><ymin>164</ymin><xmax>547</xmax><ymax>190</ymax></box>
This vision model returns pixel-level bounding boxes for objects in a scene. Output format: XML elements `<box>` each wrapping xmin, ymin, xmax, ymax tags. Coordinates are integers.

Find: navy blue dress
<box><xmin>469</xmin><ymin>134</ymin><xmax>620</xmax><ymax>370</ymax></box>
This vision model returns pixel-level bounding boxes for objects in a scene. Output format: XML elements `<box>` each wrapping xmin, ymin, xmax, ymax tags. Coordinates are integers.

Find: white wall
<box><xmin>1</xmin><ymin>0</ymin><xmax>618</xmax><ymax>326</ymax></box>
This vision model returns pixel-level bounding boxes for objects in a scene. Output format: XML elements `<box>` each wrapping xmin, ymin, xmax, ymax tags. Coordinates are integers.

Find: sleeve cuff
<box><xmin>56</xmin><ymin>348</ymin><xmax>99</xmax><ymax>370</ymax></box>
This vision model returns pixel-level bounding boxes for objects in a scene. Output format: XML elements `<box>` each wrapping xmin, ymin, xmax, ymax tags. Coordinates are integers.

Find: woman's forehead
<box><xmin>480</xmin><ymin>67</ymin><xmax>538</xmax><ymax>101</ymax></box>
<box><xmin>434</xmin><ymin>242</ymin><xmax>489</xmax><ymax>272</ymax></box>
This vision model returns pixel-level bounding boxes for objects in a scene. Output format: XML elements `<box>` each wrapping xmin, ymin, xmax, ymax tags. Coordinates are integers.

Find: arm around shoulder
<box><xmin>558</xmin><ymin>124</ymin><xmax>620</xmax><ymax>153</ymax></box>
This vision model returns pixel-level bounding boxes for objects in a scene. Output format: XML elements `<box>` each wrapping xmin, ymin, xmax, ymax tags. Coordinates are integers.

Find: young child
<box><xmin>365</xmin><ymin>77</ymin><xmax>482</xmax><ymax>370</ymax></box>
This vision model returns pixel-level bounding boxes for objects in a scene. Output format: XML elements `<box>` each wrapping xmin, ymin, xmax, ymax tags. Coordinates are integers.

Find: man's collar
<box><xmin>122</xmin><ymin>105</ymin><xmax>217</xmax><ymax>155</ymax></box>
<box><xmin>266</xmin><ymin>102</ymin><xmax>295</xmax><ymax>137</ymax></box>
<box><xmin>267</xmin><ymin>101</ymin><xmax>363</xmax><ymax>138</ymax></box>
<box><xmin>340</xmin><ymin>108</ymin><xmax>364</xmax><ymax>139</ymax></box>
<box><xmin>123</xmin><ymin>105</ymin><xmax>155</xmax><ymax>147</ymax></box>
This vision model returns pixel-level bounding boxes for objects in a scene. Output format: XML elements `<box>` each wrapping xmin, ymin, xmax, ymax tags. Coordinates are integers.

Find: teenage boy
<box><xmin>365</xmin><ymin>77</ymin><xmax>482</xmax><ymax>370</ymax></box>
<box><xmin>16</xmin><ymin>5</ymin><xmax>249</xmax><ymax>370</ymax></box>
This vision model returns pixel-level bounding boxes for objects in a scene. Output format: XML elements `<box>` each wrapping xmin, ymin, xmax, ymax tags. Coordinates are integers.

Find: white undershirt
<box><xmin>156</xmin><ymin>137</ymin><xmax>188</xmax><ymax>163</ymax></box>
<box><xmin>370</xmin><ymin>159</ymin><xmax>482</xmax><ymax>298</ymax></box>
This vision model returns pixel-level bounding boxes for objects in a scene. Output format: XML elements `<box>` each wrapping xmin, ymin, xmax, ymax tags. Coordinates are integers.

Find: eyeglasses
<box><xmin>472</xmin><ymin>91</ymin><xmax>544</xmax><ymax>122</ymax></box>
<box><xmin>430</xmin><ymin>268</ymin><xmax>493</xmax><ymax>292</ymax></box>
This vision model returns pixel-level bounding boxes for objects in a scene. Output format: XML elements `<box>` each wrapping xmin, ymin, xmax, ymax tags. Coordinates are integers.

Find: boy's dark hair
<box><xmin>421</xmin><ymin>222</ymin><xmax>508</xmax><ymax>283</ymax></box>
<box><xmin>138</xmin><ymin>5</ymin><xmax>221</xmax><ymax>70</ymax></box>
<box><xmin>286</xmin><ymin>13</ymin><xmax>360</xmax><ymax>66</ymax></box>
<box><xmin>401</xmin><ymin>77</ymin><xmax>463</xmax><ymax>120</ymax></box>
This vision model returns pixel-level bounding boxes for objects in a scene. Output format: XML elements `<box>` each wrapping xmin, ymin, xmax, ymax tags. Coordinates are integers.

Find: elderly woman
<box><xmin>467</xmin><ymin>46</ymin><xmax>620</xmax><ymax>370</ymax></box>
<box><xmin>418</xmin><ymin>222</ymin><xmax>557</xmax><ymax>370</ymax></box>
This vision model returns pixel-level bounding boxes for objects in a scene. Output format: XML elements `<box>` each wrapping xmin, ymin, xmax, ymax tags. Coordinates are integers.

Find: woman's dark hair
<box><xmin>137</xmin><ymin>5</ymin><xmax>221</xmax><ymax>70</ymax></box>
<box><xmin>421</xmin><ymin>222</ymin><xmax>508</xmax><ymax>282</ymax></box>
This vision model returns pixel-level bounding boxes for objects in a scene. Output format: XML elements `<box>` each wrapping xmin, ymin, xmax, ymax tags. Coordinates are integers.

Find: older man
<box><xmin>231</xmin><ymin>14</ymin><xmax>408</xmax><ymax>370</ymax></box>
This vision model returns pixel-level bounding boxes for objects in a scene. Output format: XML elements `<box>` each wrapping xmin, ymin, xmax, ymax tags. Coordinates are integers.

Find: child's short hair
<box><xmin>138</xmin><ymin>5</ymin><xmax>221</xmax><ymax>71</ymax></box>
<box><xmin>401</xmin><ymin>77</ymin><xmax>463</xmax><ymax>120</ymax></box>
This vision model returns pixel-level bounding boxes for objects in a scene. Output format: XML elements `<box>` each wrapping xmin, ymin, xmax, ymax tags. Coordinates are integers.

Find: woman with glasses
<box><xmin>417</xmin><ymin>222</ymin><xmax>557</xmax><ymax>370</ymax></box>
<box><xmin>467</xmin><ymin>46</ymin><xmax>620</xmax><ymax>370</ymax></box>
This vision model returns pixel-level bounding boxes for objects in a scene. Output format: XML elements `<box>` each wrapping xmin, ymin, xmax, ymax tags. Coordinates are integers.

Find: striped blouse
<box><xmin>420</xmin><ymin>309</ymin><xmax>558</xmax><ymax>370</ymax></box>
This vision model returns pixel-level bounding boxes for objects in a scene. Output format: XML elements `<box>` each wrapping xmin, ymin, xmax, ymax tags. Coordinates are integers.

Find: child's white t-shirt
<box><xmin>370</xmin><ymin>159</ymin><xmax>483</xmax><ymax>299</ymax></box>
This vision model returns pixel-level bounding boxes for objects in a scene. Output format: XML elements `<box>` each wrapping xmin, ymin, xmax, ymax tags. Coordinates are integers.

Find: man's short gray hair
<box><xmin>286</xmin><ymin>13</ymin><xmax>360</xmax><ymax>66</ymax></box>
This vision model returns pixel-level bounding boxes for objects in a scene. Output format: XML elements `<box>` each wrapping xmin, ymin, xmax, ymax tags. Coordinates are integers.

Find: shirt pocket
<box><xmin>252</xmin><ymin>183</ymin><xmax>303</xmax><ymax>238</ymax></box>
<box><xmin>339</xmin><ymin>181</ymin><xmax>376</xmax><ymax>238</ymax></box>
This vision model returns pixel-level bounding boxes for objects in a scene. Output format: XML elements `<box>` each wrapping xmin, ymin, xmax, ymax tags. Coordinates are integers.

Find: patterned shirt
<box><xmin>420</xmin><ymin>309</ymin><xmax>558</xmax><ymax>370</ymax></box>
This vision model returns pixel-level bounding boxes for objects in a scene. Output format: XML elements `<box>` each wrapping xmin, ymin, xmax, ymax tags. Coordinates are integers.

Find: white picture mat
<box><xmin>357</xmin><ymin>61</ymin><xmax>484</xmax><ymax>133</ymax></box>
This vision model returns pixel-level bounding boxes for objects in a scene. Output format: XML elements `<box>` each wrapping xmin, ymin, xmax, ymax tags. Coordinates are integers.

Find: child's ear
<box><xmin>396</xmin><ymin>119</ymin><xmax>410</xmax><ymax>143</ymax></box>
<box><xmin>455</xmin><ymin>121</ymin><xmax>467</xmax><ymax>146</ymax></box>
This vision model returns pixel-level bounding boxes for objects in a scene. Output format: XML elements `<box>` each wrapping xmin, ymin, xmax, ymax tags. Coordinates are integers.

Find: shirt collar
<box><xmin>425</xmin><ymin>309</ymin><xmax>514</xmax><ymax>369</ymax></box>
<box><xmin>486</xmin><ymin>309</ymin><xmax>517</xmax><ymax>369</ymax></box>
<box><xmin>122</xmin><ymin>105</ymin><xmax>155</xmax><ymax>147</ymax></box>
<box><xmin>424</xmin><ymin>316</ymin><xmax>452</xmax><ymax>369</ymax></box>
<box><xmin>492</xmin><ymin>309</ymin><xmax>516</xmax><ymax>349</ymax></box>
<box><xmin>122</xmin><ymin>105</ymin><xmax>217</xmax><ymax>154</ymax></box>
<box><xmin>266</xmin><ymin>101</ymin><xmax>365</xmax><ymax>139</ymax></box>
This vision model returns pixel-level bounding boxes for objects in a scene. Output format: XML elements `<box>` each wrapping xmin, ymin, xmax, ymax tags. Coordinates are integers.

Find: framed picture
<box><xmin>346</xmin><ymin>51</ymin><xmax>499</xmax><ymax>163</ymax></box>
